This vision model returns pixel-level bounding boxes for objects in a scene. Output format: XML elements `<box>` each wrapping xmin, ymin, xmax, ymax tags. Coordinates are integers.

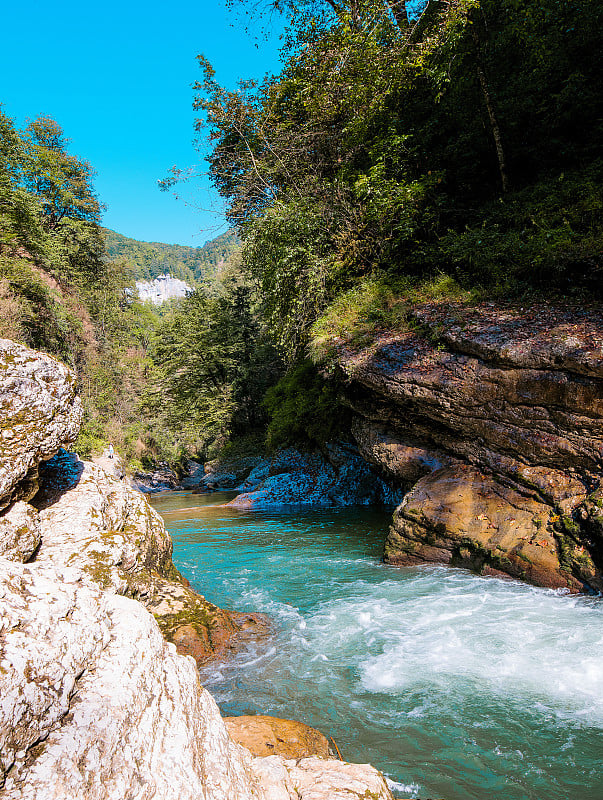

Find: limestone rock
<box><xmin>224</xmin><ymin>716</ymin><xmax>331</xmax><ymax>759</ymax></box>
<box><xmin>130</xmin><ymin>465</ymin><xmax>180</xmax><ymax>494</ymax></box>
<box><xmin>385</xmin><ymin>465</ymin><xmax>594</xmax><ymax>591</ymax></box>
<box><xmin>33</xmin><ymin>450</ymin><xmax>269</xmax><ymax>666</ymax></box>
<box><xmin>136</xmin><ymin>274</ymin><xmax>191</xmax><ymax>305</ymax></box>
<box><xmin>0</xmin><ymin>560</ymin><xmax>262</xmax><ymax>800</ymax></box>
<box><xmin>343</xmin><ymin>331</ymin><xmax>603</xmax><ymax>478</ymax></box>
<box><xmin>0</xmin><ymin>340</ymin><xmax>82</xmax><ymax>510</ymax></box>
<box><xmin>250</xmin><ymin>755</ymin><xmax>393</xmax><ymax>800</ymax></box>
<box><xmin>413</xmin><ymin>301</ymin><xmax>603</xmax><ymax>378</ymax></box>
<box><xmin>351</xmin><ymin>418</ymin><xmax>457</xmax><ymax>483</ymax></box>
<box><xmin>0</xmin><ymin>501</ymin><xmax>40</xmax><ymax>561</ymax></box>
<box><xmin>0</xmin><ymin>561</ymin><xmax>394</xmax><ymax>800</ymax></box>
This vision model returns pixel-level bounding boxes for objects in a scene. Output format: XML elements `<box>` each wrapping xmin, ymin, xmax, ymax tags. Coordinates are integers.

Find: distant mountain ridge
<box><xmin>103</xmin><ymin>228</ymin><xmax>240</xmax><ymax>286</ymax></box>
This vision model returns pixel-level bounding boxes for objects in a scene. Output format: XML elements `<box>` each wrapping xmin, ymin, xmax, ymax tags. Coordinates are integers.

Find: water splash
<box><xmin>155</xmin><ymin>494</ymin><xmax>603</xmax><ymax>800</ymax></box>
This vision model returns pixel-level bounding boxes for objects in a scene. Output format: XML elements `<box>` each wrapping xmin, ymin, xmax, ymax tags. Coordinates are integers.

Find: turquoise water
<box><xmin>153</xmin><ymin>491</ymin><xmax>603</xmax><ymax>800</ymax></box>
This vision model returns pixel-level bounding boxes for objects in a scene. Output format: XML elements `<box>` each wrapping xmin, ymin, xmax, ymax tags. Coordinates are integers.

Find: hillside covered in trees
<box><xmin>103</xmin><ymin>227</ymin><xmax>240</xmax><ymax>285</ymax></box>
<box><xmin>181</xmin><ymin>0</ymin><xmax>602</xmax><ymax>359</ymax></box>
<box><xmin>0</xmin><ymin>109</ymin><xmax>262</xmax><ymax>469</ymax></box>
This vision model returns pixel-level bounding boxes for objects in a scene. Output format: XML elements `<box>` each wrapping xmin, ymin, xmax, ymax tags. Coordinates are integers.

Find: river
<box><xmin>151</xmin><ymin>490</ymin><xmax>603</xmax><ymax>800</ymax></box>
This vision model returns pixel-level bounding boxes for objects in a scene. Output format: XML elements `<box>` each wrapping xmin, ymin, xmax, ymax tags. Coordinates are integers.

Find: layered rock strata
<box><xmin>0</xmin><ymin>340</ymin><xmax>393</xmax><ymax>800</ymax></box>
<box><xmin>337</xmin><ymin>302</ymin><xmax>603</xmax><ymax>592</ymax></box>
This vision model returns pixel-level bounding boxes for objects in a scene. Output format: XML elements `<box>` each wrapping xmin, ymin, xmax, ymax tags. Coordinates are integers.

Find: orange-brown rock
<box><xmin>223</xmin><ymin>715</ymin><xmax>332</xmax><ymax>759</ymax></box>
<box><xmin>385</xmin><ymin>466</ymin><xmax>600</xmax><ymax>591</ymax></box>
<box><xmin>164</xmin><ymin>606</ymin><xmax>270</xmax><ymax>666</ymax></box>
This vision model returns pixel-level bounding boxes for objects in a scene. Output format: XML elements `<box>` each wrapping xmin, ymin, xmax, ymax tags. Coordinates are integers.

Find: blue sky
<box><xmin>0</xmin><ymin>0</ymin><xmax>283</xmax><ymax>246</ymax></box>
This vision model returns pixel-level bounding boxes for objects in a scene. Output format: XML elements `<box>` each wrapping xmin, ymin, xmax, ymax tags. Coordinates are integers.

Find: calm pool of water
<box><xmin>152</xmin><ymin>490</ymin><xmax>603</xmax><ymax>800</ymax></box>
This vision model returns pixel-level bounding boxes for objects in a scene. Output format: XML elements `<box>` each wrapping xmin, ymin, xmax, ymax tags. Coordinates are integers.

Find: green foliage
<box><xmin>309</xmin><ymin>272</ymin><xmax>476</xmax><ymax>360</ymax></box>
<box><xmin>242</xmin><ymin>200</ymin><xmax>340</xmax><ymax>357</ymax></box>
<box><xmin>430</xmin><ymin>164</ymin><xmax>603</xmax><ymax>295</ymax></box>
<box><xmin>73</xmin><ymin>415</ymin><xmax>108</xmax><ymax>459</ymax></box>
<box><xmin>21</xmin><ymin>116</ymin><xmax>102</xmax><ymax>231</ymax></box>
<box><xmin>103</xmin><ymin>227</ymin><xmax>240</xmax><ymax>286</ymax></box>
<box><xmin>146</xmin><ymin>272</ymin><xmax>283</xmax><ymax>458</ymax></box>
<box><xmin>186</xmin><ymin>0</ymin><xmax>602</xmax><ymax>359</ymax></box>
<box><xmin>263</xmin><ymin>360</ymin><xmax>350</xmax><ymax>449</ymax></box>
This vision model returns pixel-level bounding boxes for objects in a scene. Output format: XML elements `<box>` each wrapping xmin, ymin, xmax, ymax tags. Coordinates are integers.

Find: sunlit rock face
<box><xmin>32</xmin><ymin>449</ymin><xmax>269</xmax><ymax>668</ymax></box>
<box><xmin>0</xmin><ymin>339</ymin><xmax>82</xmax><ymax>511</ymax></box>
<box><xmin>337</xmin><ymin>302</ymin><xmax>603</xmax><ymax>592</ymax></box>
<box><xmin>0</xmin><ymin>561</ymin><xmax>264</xmax><ymax>800</ymax></box>
<box><xmin>136</xmin><ymin>274</ymin><xmax>191</xmax><ymax>305</ymax></box>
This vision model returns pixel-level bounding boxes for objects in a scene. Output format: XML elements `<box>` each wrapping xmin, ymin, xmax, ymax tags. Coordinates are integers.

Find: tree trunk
<box><xmin>471</xmin><ymin>24</ymin><xmax>509</xmax><ymax>193</ymax></box>
<box><xmin>475</xmin><ymin>62</ymin><xmax>509</xmax><ymax>193</ymax></box>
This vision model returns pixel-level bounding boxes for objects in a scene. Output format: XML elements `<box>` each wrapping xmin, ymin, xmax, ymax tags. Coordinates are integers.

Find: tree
<box><xmin>22</xmin><ymin>116</ymin><xmax>102</xmax><ymax>231</ymax></box>
<box><xmin>148</xmin><ymin>273</ymin><xmax>282</xmax><ymax>454</ymax></box>
<box><xmin>183</xmin><ymin>0</ymin><xmax>603</xmax><ymax>360</ymax></box>
<box><xmin>0</xmin><ymin>109</ymin><xmax>46</xmax><ymax>256</ymax></box>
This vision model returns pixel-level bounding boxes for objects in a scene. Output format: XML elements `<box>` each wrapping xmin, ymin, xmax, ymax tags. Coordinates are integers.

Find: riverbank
<box><xmin>0</xmin><ymin>339</ymin><xmax>394</xmax><ymax>800</ymax></box>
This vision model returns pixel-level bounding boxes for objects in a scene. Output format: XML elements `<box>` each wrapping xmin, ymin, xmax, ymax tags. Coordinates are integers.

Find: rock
<box><xmin>343</xmin><ymin>331</ymin><xmax>603</xmax><ymax>478</ymax></box>
<box><xmin>145</xmin><ymin>581</ymin><xmax>270</xmax><ymax>666</ymax></box>
<box><xmin>224</xmin><ymin>716</ymin><xmax>331</xmax><ymax>759</ymax></box>
<box><xmin>33</xmin><ymin>450</ymin><xmax>269</xmax><ymax>666</ymax></box>
<box><xmin>130</xmin><ymin>466</ymin><xmax>180</xmax><ymax>494</ymax></box>
<box><xmin>198</xmin><ymin>455</ymin><xmax>264</xmax><ymax>491</ymax></box>
<box><xmin>0</xmin><ymin>339</ymin><xmax>82</xmax><ymax>510</ymax></box>
<box><xmin>0</xmin><ymin>560</ymin><xmax>262</xmax><ymax>800</ymax></box>
<box><xmin>228</xmin><ymin>447</ymin><xmax>402</xmax><ymax>510</ymax></box>
<box><xmin>180</xmin><ymin>459</ymin><xmax>206</xmax><ymax>488</ymax></box>
<box><xmin>351</xmin><ymin>418</ymin><xmax>458</xmax><ymax>483</ymax></box>
<box><xmin>0</xmin><ymin>501</ymin><xmax>40</xmax><ymax>561</ymax></box>
<box><xmin>250</xmin><ymin>755</ymin><xmax>393</xmax><ymax>800</ymax></box>
<box><xmin>385</xmin><ymin>466</ymin><xmax>594</xmax><ymax>590</ymax></box>
<box><xmin>0</xmin><ymin>338</ymin><xmax>397</xmax><ymax>800</ymax></box>
<box><xmin>414</xmin><ymin>301</ymin><xmax>603</xmax><ymax>378</ymax></box>
<box><xmin>335</xmin><ymin>301</ymin><xmax>603</xmax><ymax>590</ymax></box>
<box><xmin>91</xmin><ymin>451</ymin><xmax>126</xmax><ymax>481</ymax></box>
<box><xmin>0</xmin><ymin>560</ymin><xmax>393</xmax><ymax>800</ymax></box>
<box><xmin>136</xmin><ymin>273</ymin><xmax>191</xmax><ymax>305</ymax></box>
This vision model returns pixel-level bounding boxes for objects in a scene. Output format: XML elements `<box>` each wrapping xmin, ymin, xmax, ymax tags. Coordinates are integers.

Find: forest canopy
<box><xmin>189</xmin><ymin>0</ymin><xmax>603</xmax><ymax>357</ymax></box>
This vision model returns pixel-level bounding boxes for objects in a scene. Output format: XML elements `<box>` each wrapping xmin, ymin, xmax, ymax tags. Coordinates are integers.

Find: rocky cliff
<box><xmin>336</xmin><ymin>302</ymin><xmax>603</xmax><ymax>593</ymax></box>
<box><xmin>0</xmin><ymin>339</ymin><xmax>393</xmax><ymax>800</ymax></box>
<box><xmin>136</xmin><ymin>274</ymin><xmax>191</xmax><ymax>305</ymax></box>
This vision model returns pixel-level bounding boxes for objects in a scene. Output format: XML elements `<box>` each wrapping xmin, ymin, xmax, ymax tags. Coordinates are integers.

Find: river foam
<box><xmin>154</xmin><ymin>494</ymin><xmax>603</xmax><ymax>800</ymax></box>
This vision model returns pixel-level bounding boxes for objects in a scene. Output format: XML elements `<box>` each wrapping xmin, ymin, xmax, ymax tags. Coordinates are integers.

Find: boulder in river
<box><xmin>224</xmin><ymin>715</ymin><xmax>332</xmax><ymax>759</ymax></box>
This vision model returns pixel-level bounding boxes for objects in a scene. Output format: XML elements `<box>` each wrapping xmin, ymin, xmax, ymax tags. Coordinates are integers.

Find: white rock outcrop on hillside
<box><xmin>136</xmin><ymin>274</ymin><xmax>191</xmax><ymax>305</ymax></box>
<box><xmin>0</xmin><ymin>339</ymin><xmax>82</xmax><ymax>510</ymax></box>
